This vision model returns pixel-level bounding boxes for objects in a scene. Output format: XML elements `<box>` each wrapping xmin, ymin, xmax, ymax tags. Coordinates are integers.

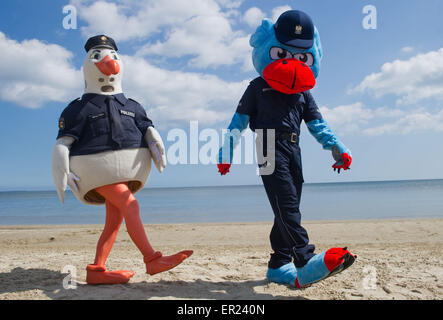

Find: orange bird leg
<box><xmin>95</xmin><ymin>183</ymin><xmax>193</xmax><ymax>277</ymax></box>
<box><xmin>86</xmin><ymin>199</ymin><xmax>134</xmax><ymax>285</ymax></box>
<box><xmin>94</xmin><ymin>200</ymin><xmax>124</xmax><ymax>267</ymax></box>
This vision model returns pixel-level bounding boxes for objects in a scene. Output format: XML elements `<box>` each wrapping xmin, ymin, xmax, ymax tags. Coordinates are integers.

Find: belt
<box><xmin>275</xmin><ymin>131</ymin><xmax>299</xmax><ymax>144</ymax></box>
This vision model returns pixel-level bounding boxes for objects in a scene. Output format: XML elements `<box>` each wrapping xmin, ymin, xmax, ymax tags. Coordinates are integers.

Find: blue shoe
<box><xmin>295</xmin><ymin>247</ymin><xmax>356</xmax><ymax>288</ymax></box>
<box><xmin>266</xmin><ymin>262</ymin><xmax>297</xmax><ymax>287</ymax></box>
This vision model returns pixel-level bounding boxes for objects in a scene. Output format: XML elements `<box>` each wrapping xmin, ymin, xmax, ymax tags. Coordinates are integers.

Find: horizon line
<box><xmin>1</xmin><ymin>177</ymin><xmax>442</xmax><ymax>193</ymax></box>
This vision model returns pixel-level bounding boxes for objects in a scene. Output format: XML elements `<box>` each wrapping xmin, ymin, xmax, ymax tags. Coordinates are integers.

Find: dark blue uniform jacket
<box><xmin>57</xmin><ymin>93</ymin><xmax>152</xmax><ymax>156</ymax></box>
<box><xmin>236</xmin><ymin>77</ymin><xmax>322</xmax><ymax>133</ymax></box>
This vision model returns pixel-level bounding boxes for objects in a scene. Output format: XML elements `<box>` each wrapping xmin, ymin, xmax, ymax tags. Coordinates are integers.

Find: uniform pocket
<box><xmin>88</xmin><ymin>113</ymin><xmax>109</xmax><ymax>137</ymax></box>
<box><xmin>291</xmin><ymin>144</ymin><xmax>304</xmax><ymax>183</ymax></box>
<box><xmin>119</xmin><ymin>111</ymin><xmax>142</xmax><ymax>141</ymax></box>
<box><xmin>120</xmin><ymin>113</ymin><xmax>138</xmax><ymax>132</ymax></box>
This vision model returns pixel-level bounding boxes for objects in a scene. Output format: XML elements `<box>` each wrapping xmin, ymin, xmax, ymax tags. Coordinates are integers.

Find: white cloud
<box><xmin>243</xmin><ymin>7</ymin><xmax>265</xmax><ymax>28</ymax></box>
<box><xmin>271</xmin><ymin>5</ymin><xmax>292</xmax><ymax>22</ymax></box>
<box><xmin>71</xmin><ymin>0</ymin><xmax>222</xmax><ymax>42</ymax></box>
<box><xmin>319</xmin><ymin>101</ymin><xmax>443</xmax><ymax>136</ymax></box>
<box><xmin>362</xmin><ymin>108</ymin><xmax>443</xmax><ymax>136</ymax></box>
<box><xmin>371</xmin><ymin>107</ymin><xmax>406</xmax><ymax>119</ymax></box>
<box><xmin>350</xmin><ymin>48</ymin><xmax>443</xmax><ymax>105</ymax></box>
<box><xmin>122</xmin><ymin>55</ymin><xmax>248</xmax><ymax>127</ymax></box>
<box><xmin>71</xmin><ymin>0</ymin><xmax>253</xmax><ymax>70</ymax></box>
<box><xmin>136</xmin><ymin>15</ymin><xmax>252</xmax><ymax>70</ymax></box>
<box><xmin>0</xmin><ymin>32</ymin><xmax>82</xmax><ymax>108</ymax></box>
<box><xmin>215</xmin><ymin>0</ymin><xmax>243</xmax><ymax>9</ymax></box>
<box><xmin>401</xmin><ymin>46</ymin><xmax>414</xmax><ymax>53</ymax></box>
<box><xmin>320</xmin><ymin>102</ymin><xmax>374</xmax><ymax>133</ymax></box>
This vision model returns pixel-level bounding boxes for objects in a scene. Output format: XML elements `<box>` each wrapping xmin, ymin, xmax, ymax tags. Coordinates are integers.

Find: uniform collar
<box><xmin>81</xmin><ymin>93</ymin><xmax>128</xmax><ymax>108</ymax></box>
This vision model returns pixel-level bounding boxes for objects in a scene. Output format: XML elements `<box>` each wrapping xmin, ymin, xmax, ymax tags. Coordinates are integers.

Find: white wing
<box><xmin>52</xmin><ymin>137</ymin><xmax>75</xmax><ymax>203</ymax></box>
<box><xmin>145</xmin><ymin>127</ymin><xmax>166</xmax><ymax>173</ymax></box>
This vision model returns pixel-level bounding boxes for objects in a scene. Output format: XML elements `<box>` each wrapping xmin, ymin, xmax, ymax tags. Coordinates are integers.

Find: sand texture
<box><xmin>0</xmin><ymin>219</ymin><xmax>442</xmax><ymax>300</ymax></box>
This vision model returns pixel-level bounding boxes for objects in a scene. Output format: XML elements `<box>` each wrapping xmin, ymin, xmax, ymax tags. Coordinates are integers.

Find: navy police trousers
<box><xmin>260</xmin><ymin>136</ymin><xmax>316</xmax><ymax>269</ymax></box>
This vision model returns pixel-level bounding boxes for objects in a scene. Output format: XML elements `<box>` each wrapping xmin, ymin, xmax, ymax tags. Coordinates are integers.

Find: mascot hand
<box><xmin>332</xmin><ymin>153</ymin><xmax>352</xmax><ymax>173</ymax></box>
<box><xmin>217</xmin><ymin>163</ymin><xmax>231</xmax><ymax>175</ymax></box>
<box><xmin>217</xmin><ymin>146</ymin><xmax>232</xmax><ymax>175</ymax></box>
<box><xmin>332</xmin><ymin>145</ymin><xmax>352</xmax><ymax>173</ymax></box>
<box><xmin>146</xmin><ymin>127</ymin><xmax>167</xmax><ymax>173</ymax></box>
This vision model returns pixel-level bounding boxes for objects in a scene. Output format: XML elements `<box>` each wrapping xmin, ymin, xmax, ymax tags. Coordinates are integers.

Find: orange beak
<box><xmin>95</xmin><ymin>55</ymin><xmax>120</xmax><ymax>76</ymax></box>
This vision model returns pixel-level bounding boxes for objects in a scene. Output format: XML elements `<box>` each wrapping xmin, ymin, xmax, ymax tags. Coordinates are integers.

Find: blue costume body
<box><xmin>218</xmin><ymin>10</ymin><xmax>356</xmax><ymax>288</ymax></box>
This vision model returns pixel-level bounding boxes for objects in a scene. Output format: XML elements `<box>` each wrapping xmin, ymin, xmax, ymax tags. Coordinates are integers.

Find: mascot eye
<box><xmin>111</xmin><ymin>52</ymin><xmax>119</xmax><ymax>60</ymax></box>
<box><xmin>270</xmin><ymin>47</ymin><xmax>292</xmax><ymax>60</ymax></box>
<box><xmin>293</xmin><ymin>53</ymin><xmax>314</xmax><ymax>66</ymax></box>
<box><xmin>90</xmin><ymin>52</ymin><xmax>101</xmax><ymax>60</ymax></box>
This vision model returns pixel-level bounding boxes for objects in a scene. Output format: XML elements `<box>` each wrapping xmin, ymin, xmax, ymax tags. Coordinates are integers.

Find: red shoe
<box><xmin>144</xmin><ymin>250</ymin><xmax>193</xmax><ymax>275</ymax></box>
<box><xmin>86</xmin><ymin>264</ymin><xmax>134</xmax><ymax>285</ymax></box>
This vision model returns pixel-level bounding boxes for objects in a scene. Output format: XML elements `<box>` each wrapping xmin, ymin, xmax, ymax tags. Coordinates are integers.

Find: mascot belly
<box><xmin>70</xmin><ymin>148</ymin><xmax>151</xmax><ymax>205</ymax></box>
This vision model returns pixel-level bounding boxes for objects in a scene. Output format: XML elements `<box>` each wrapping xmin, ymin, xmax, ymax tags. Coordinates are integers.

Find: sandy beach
<box><xmin>0</xmin><ymin>218</ymin><xmax>441</xmax><ymax>300</ymax></box>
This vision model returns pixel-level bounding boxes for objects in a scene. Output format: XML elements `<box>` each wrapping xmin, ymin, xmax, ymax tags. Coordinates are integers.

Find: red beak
<box><xmin>262</xmin><ymin>59</ymin><xmax>315</xmax><ymax>94</ymax></box>
<box><xmin>95</xmin><ymin>55</ymin><xmax>120</xmax><ymax>76</ymax></box>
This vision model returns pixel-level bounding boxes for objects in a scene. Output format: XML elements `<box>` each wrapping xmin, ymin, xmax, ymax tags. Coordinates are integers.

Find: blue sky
<box><xmin>0</xmin><ymin>0</ymin><xmax>442</xmax><ymax>190</ymax></box>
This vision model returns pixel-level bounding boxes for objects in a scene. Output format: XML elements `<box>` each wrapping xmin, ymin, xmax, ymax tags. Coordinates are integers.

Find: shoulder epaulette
<box><xmin>66</xmin><ymin>97</ymin><xmax>81</xmax><ymax>107</ymax></box>
<box><xmin>128</xmin><ymin>98</ymin><xmax>141</xmax><ymax>105</ymax></box>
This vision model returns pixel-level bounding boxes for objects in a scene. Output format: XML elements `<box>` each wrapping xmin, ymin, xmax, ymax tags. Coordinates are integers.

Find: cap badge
<box><xmin>295</xmin><ymin>25</ymin><xmax>303</xmax><ymax>35</ymax></box>
<box><xmin>101</xmin><ymin>36</ymin><xmax>107</xmax><ymax>41</ymax></box>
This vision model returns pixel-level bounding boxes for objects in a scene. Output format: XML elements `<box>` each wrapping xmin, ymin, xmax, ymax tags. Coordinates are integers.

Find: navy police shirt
<box><xmin>236</xmin><ymin>77</ymin><xmax>322</xmax><ymax>133</ymax></box>
<box><xmin>57</xmin><ymin>93</ymin><xmax>153</xmax><ymax>156</ymax></box>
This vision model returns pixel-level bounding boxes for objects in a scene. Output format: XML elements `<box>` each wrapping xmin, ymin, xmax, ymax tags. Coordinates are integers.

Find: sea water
<box><xmin>0</xmin><ymin>179</ymin><xmax>442</xmax><ymax>225</ymax></box>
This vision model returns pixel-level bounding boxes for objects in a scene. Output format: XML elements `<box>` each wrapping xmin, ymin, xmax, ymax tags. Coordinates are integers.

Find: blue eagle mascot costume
<box><xmin>218</xmin><ymin>10</ymin><xmax>356</xmax><ymax>288</ymax></box>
